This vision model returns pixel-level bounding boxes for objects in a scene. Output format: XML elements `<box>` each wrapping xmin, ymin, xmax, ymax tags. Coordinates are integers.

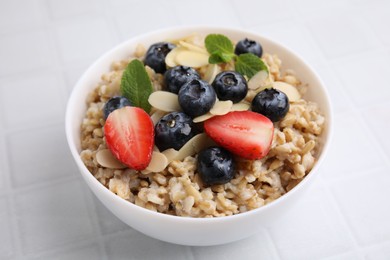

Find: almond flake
<box><xmin>210</xmin><ymin>100</ymin><xmax>233</xmax><ymax>115</ymax></box>
<box><xmin>161</xmin><ymin>148</ymin><xmax>179</xmax><ymax>163</ymax></box>
<box><xmin>193</xmin><ymin>113</ymin><xmax>215</xmax><ymax>123</ymax></box>
<box><xmin>174</xmin><ymin>133</ymin><xmax>215</xmax><ymax>161</ymax></box>
<box><xmin>146</xmin><ymin>151</ymin><xmax>169</xmax><ymax>172</ymax></box>
<box><xmin>96</xmin><ymin>149</ymin><xmax>127</xmax><ymax>169</ymax></box>
<box><xmin>165</xmin><ymin>47</ymin><xmax>180</xmax><ymax>68</ymax></box>
<box><xmin>248</xmin><ymin>70</ymin><xmax>270</xmax><ymax>90</ymax></box>
<box><xmin>273</xmin><ymin>81</ymin><xmax>301</xmax><ymax>101</ymax></box>
<box><xmin>204</xmin><ymin>64</ymin><xmax>221</xmax><ymax>84</ymax></box>
<box><xmin>179</xmin><ymin>41</ymin><xmax>208</xmax><ymax>54</ymax></box>
<box><xmin>231</xmin><ymin>102</ymin><xmax>250</xmax><ymax>111</ymax></box>
<box><xmin>175</xmin><ymin>49</ymin><xmax>209</xmax><ymax>68</ymax></box>
<box><xmin>148</xmin><ymin>91</ymin><xmax>181</xmax><ymax>112</ymax></box>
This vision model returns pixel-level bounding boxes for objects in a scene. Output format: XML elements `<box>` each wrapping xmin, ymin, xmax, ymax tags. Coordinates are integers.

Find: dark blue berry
<box><xmin>144</xmin><ymin>42</ymin><xmax>176</xmax><ymax>74</ymax></box>
<box><xmin>197</xmin><ymin>147</ymin><xmax>235</xmax><ymax>186</ymax></box>
<box><xmin>164</xmin><ymin>66</ymin><xmax>200</xmax><ymax>94</ymax></box>
<box><xmin>103</xmin><ymin>96</ymin><xmax>132</xmax><ymax>120</ymax></box>
<box><xmin>212</xmin><ymin>71</ymin><xmax>248</xmax><ymax>103</ymax></box>
<box><xmin>154</xmin><ymin>112</ymin><xmax>198</xmax><ymax>151</ymax></box>
<box><xmin>178</xmin><ymin>79</ymin><xmax>216</xmax><ymax>118</ymax></box>
<box><xmin>234</xmin><ymin>38</ymin><xmax>263</xmax><ymax>57</ymax></box>
<box><xmin>251</xmin><ymin>88</ymin><xmax>289</xmax><ymax>122</ymax></box>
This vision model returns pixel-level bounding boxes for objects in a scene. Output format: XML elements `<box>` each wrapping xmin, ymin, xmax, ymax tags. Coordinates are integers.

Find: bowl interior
<box><xmin>66</xmin><ymin>26</ymin><xmax>333</xmax><ymax>221</ymax></box>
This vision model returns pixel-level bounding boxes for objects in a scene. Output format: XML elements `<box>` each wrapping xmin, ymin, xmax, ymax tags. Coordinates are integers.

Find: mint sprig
<box><xmin>204</xmin><ymin>34</ymin><xmax>268</xmax><ymax>79</ymax></box>
<box><xmin>235</xmin><ymin>53</ymin><xmax>268</xmax><ymax>79</ymax></box>
<box><xmin>120</xmin><ymin>59</ymin><xmax>153</xmax><ymax>113</ymax></box>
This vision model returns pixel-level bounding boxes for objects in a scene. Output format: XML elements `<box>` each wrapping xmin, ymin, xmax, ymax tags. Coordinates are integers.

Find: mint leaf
<box><xmin>208</xmin><ymin>51</ymin><xmax>235</xmax><ymax>64</ymax></box>
<box><xmin>235</xmin><ymin>53</ymin><xmax>268</xmax><ymax>79</ymax></box>
<box><xmin>205</xmin><ymin>34</ymin><xmax>235</xmax><ymax>64</ymax></box>
<box><xmin>120</xmin><ymin>59</ymin><xmax>153</xmax><ymax>113</ymax></box>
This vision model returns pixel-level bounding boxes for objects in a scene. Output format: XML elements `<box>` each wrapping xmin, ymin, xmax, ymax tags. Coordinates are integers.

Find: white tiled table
<box><xmin>0</xmin><ymin>0</ymin><xmax>389</xmax><ymax>259</ymax></box>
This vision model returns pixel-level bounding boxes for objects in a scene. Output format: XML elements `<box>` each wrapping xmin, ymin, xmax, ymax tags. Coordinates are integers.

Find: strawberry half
<box><xmin>104</xmin><ymin>106</ymin><xmax>154</xmax><ymax>170</ymax></box>
<box><xmin>204</xmin><ymin>111</ymin><xmax>274</xmax><ymax>160</ymax></box>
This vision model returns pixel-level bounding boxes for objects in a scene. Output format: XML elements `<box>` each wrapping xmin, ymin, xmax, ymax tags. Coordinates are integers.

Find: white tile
<box><xmin>251</xmin><ymin>20</ymin><xmax>323</xmax><ymax>64</ymax></box>
<box><xmin>332</xmin><ymin>51</ymin><xmax>390</xmax><ymax>107</ymax></box>
<box><xmin>104</xmin><ymin>0</ymin><xmax>139</xmax><ymax>7</ymax></box>
<box><xmin>0</xmin><ymin>0</ymin><xmax>46</xmax><ymax>34</ymax></box>
<box><xmin>331</xmin><ymin>168</ymin><xmax>390</xmax><ymax>246</ymax></box>
<box><xmin>47</xmin><ymin>0</ymin><xmax>103</xmax><ymax>19</ymax></box>
<box><xmin>0</xmin><ymin>72</ymin><xmax>66</xmax><ymax>129</ymax></box>
<box><xmin>113</xmin><ymin>1</ymin><xmax>178</xmax><ymax>41</ymax></box>
<box><xmin>309</xmin><ymin>62</ymin><xmax>353</xmax><ymax>114</ymax></box>
<box><xmin>0</xmin><ymin>30</ymin><xmax>56</xmax><ymax>76</ymax></box>
<box><xmin>26</xmin><ymin>243</ymin><xmax>103</xmax><ymax>260</ymax></box>
<box><xmin>268</xmin><ymin>183</ymin><xmax>354</xmax><ymax>259</ymax></box>
<box><xmin>323</xmin><ymin>112</ymin><xmax>385</xmax><ymax>181</ymax></box>
<box><xmin>54</xmin><ymin>16</ymin><xmax>116</xmax><ymax>64</ymax></box>
<box><xmin>93</xmin><ymin>196</ymin><xmax>130</xmax><ymax>235</ymax></box>
<box><xmin>63</xmin><ymin>60</ymin><xmax>91</xmax><ymax>94</ymax></box>
<box><xmin>323</xmin><ymin>251</ymin><xmax>364</xmax><ymax>260</ymax></box>
<box><xmin>104</xmin><ymin>230</ymin><xmax>192</xmax><ymax>259</ymax></box>
<box><xmin>7</xmin><ymin>124</ymin><xmax>77</xmax><ymax>187</ymax></box>
<box><xmin>361</xmin><ymin>103</ymin><xmax>390</xmax><ymax>157</ymax></box>
<box><xmin>15</xmin><ymin>179</ymin><xmax>96</xmax><ymax>254</ymax></box>
<box><xmin>364</xmin><ymin>241</ymin><xmax>390</xmax><ymax>260</ymax></box>
<box><xmin>231</xmin><ymin>0</ymin><xmax>293</xmax><ymax>27</ymax></box>
<box><xmin>363</xmin><ymin>2</ymin><xmax>390</xmax><ymax>45</ymax></box>
<box><xmin>307</xmin><ymin>11</ymin><xmax>381</xmax><ymax>59</ymax></box>
<box><xmin>0</xmin><ymin>197</ymin><xmax>15</xmax><ymax>259</ymax></box>
<box><xmin>192</xmin><ymin>229</ymin><xmax>279</xmax><ymax>260</ymax></box>
<box><xmin>172</xmin><ymin>0</ymin><xmax>241</xmax><ymax>27</ymax></box>
<box><xmin>0</xmin><ymin>136</ymin><xmax>7</xmax><ymax>191</ymax></box>
<box><xmin>292</xmin><ymin>0</ymin><xmax>350</xmax><ymax>14</ymax></box>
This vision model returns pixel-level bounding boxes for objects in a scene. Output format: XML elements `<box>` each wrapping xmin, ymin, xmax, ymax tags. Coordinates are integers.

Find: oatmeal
<box><xmin>80</xmin><ymin>34</ymin><xmax>325</xmax><ymax>217</ymax></box>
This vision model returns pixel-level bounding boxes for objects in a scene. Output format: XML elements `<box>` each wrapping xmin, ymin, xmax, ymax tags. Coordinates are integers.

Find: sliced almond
<box><xmin>174</xmin><ymin>133</ymin><xmax>215</xmax><ymax>161</ymax></box>
<box><xmin>96</xmin><ymin>149</ymin><xmax>127</xmax><ymax>169</ymax></box>
<box><xmin>148</xmin><ymin>91</ymin><xmax>181</xmax><ymax>112</ymax></box>
<box><xmin>162</xmin><ymin>148</ymin><xmax>180</xmax><ymax>163</ymax></box>
<box><xmin>150</xmin><ymin>110</ymin><xmax>166</xmax><ymax>125</ymax></box>
<box><xmin>175</xmin><ymin>49</ymin><xmax>209</xmax><ymax>68</ymax></box>
<box><xmin>210</xmin><ymin>100</ymin><xmax>233</xmax><ymax>115</ymax></box>
<box><xmin>273</xmin><ymin>81</ymin><xmax>301</xmax><ymax>101</ymax></box>
<box><xmin>165</xmin><ymin>47</ymin><xmax>180</xmax><ymax>67</ymax></box>
<box><xmin>231</xmin><ymin>102</ymin><xmax>250</xmax><ymax>111</ymax></box>
<box><xmin>179</xmin><ymin>41</ymin><xmax>208</xmax><ymax>54</ymax></box>
<box><xmin>193</xmin><ymin>113</ymin><xmax>215</xmax><ymax>123</ymax></box>
<box><xmin>248</xmin><ymin>70</ymin><xmax>270</xmax><ymax>90</ymax></box>
<box><xmin>146</xmin><ymin>151</ymin><xmax>169</xmax><ymax>172</ymax></box>
<box><xmin>204</xmin><ymin>64</ymin><xmax>221</xmax><ymax>84</ymax></box>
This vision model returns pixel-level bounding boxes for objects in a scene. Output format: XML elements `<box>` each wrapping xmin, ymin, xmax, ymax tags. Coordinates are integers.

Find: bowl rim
<box><xmin>65</xmin><ymin>25</ymin><xmax>334</xmax><ymax>223</ymax></box>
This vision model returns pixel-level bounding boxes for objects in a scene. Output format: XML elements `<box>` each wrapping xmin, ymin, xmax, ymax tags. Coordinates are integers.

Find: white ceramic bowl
<box><xmin>65</xmin><ymin>26</ymin><xmax>333</xmax><ymax>246</ymax></box>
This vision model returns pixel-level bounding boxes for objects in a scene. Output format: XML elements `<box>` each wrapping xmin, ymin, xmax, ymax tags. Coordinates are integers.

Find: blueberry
<box><xmin>154</xmin><ymin>112</ymin><xmax>198</xmax><ymax>151</ymax></box>
<box><xmin>251</xmin><ymin>88</ymin><xmax>289</xmax><ymax>122</ymax></box>
<box><xmin>144</xmin><ymin>42</ymin><xmax>176</xmax><ymax>74</ymax></box>
<box><xmin>178</xmin><ymin>79</ymin><xmax>216</xmax><ymax>118</ymax></box>
<box><xmin>164</xmin><ymin>66</ymin><xmax>200</xmax><ymax>94</ymax></box>
<box><xmin>103</xmin><ymin>96</ymin><xmax>132</xmax><ymax>120</ymax></box>
<box><xmin>234</xmin><ymin>38</ymin><xmax>263</xmax><ymax>57</ymax></box>
<box><xmin>197</xmin><ymin>147</ymin><xmax>235</xmax><ymax>186</ymax></box>
<box><xmin>212</xmin><ymin>71</ymin><xmax>248</xmax><ymax>103</ymax></box>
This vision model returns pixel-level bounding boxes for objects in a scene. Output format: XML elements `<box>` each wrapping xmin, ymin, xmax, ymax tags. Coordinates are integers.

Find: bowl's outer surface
<box><xmin>66</xmin><ymin>26</ymin><xmax>333</xmax><ymax>246</ymax></box>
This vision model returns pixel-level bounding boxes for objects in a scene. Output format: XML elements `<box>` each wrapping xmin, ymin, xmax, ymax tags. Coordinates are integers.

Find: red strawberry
<box><xmin>204</xmin><ymin>111</ymin><xmax>274</xmax><ymax>160</ymax></box>
<box><xmin>104</xmin><ymin>106</ymin><xmax>154</xmax><ymax>170</ymax></box>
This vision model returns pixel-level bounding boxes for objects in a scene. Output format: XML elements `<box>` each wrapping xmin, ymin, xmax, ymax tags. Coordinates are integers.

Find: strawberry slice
<box><xmin>204</xmin><ymin>111</ymin><xmax>274</xmax><ymax>160</ymax></box>
<box><xmin>104</xmin><ymin>106</ymin><xmax>154</xmax><ymax>170</ymax></box>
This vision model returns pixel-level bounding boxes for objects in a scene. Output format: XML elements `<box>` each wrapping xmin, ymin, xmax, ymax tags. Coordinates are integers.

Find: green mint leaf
<box><xmin>208</xmin><ymin>51</ymin><xmax>236</xmax><ymax>64</ymax></box>
<box><xmin>120</xmin><ymin>59</ymin><xmax>153</xmax><ymax>113</ymax></box>
<box><xmin>235</xmin><ymin>53</ymin><xmax>269</xmax><ymax>79</ymax></box>
<box><xmin>205</xmin><ymin>34</ymin><xmax>235</xmax><ymax>63</ymax></box>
